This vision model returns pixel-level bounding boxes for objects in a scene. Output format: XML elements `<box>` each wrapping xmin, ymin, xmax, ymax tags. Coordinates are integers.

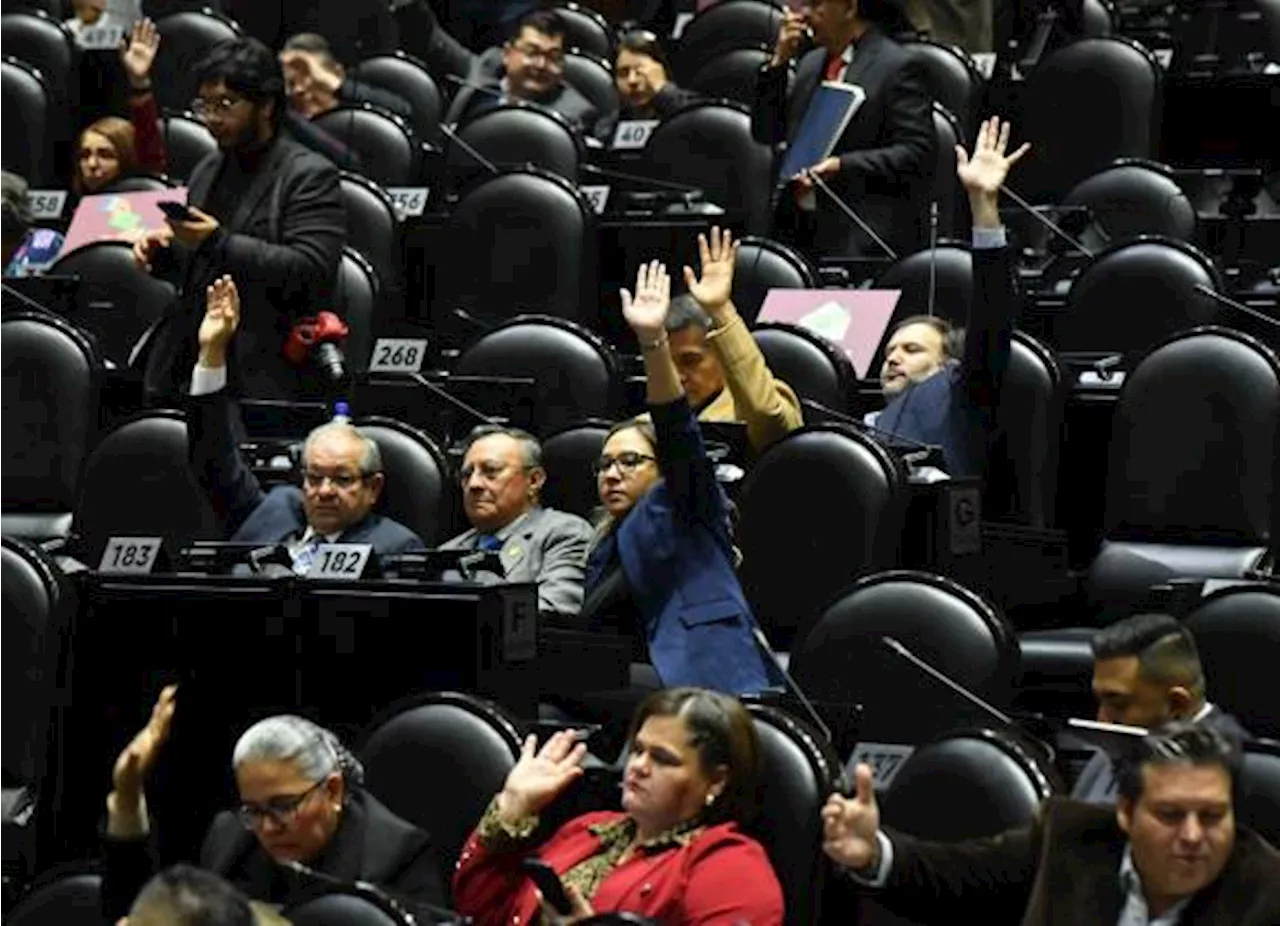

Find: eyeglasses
<box><xmin>458</xmin><ymin>462</ymin><xmax>532</xmax><ymax>485</ymax></box>
<box><xmin>594</xmin><ymin>451</ymin><xmax>656</xmax><ymax>476</ymax></box>
<box><xmin>236</xmin><ymin>780</ymin><xmax>325</xmax><ymax>829</ymax></box>
<box><xmin>190</xmin><ymin>95</ymin><xmax>248</xmax><ymax>120</ymax></box>
<box><xmin>303</xmin><ymin>470</ymin><xmax>370</xmax><ymax>490</ymax></box>
<box><xmin>511</xmin><ymin>43</ymin><xmax>565</xmax><ymax>66</ymax></box>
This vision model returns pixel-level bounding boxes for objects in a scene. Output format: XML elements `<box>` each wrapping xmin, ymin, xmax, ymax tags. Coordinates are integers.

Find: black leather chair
<box><xmin>355</xmin><ymin>416</ymin><xmax>451</xmax><ymax>546</ymax></box>
<box><xmin>337</xmin><ymin>172</ymin><xmax>402</xmax><ymax>310</ymax></box>
<box><xmin>673</xmin><ymin>0</ymin><xmax>783</xmax><ymax>83</ymax></box>
<box><xmin>2</xmin><ymin>536</ymin><xmax>68</xmax><ymax>789</ymax></box>
<box><xmin>541</xmin><ymin>420</ymin><xmax>611</xmax><ymax>520</ymax></box>
<box><xmin>72</xmin><ymin>410</ymin><xmax>221</xmax><ymax>568</ymax></box>
<box><xmin>643</xmin><ymin>100</ymin><xmax>773</xmax><ymax>235</ymax></box>
<box><xmin>5</xmin><ymin>870</ymin><xmax>103</xmax><ymax>926</ymax></box>
<box><xmin>2</xmin><ymin>312</ymin><xmax>102</xmax><ymax>542</ymax></box>
<box><xmin>1239</xmin><ymin>742</ymin><xmax>1280</xmax><ymax>851</ymax></box>
<box><xmin>1086</xmin><ymin>328</ymin><xmax>1279</xmax><ymax>620</ymax></box>
<box><xmin>900</xmin><ymin>38</ymin><xmax>981</xmax><ymax>136</ymax></box>
<box><xmin>1013</xmin><ymin>37</ymin><xmax>1161</xmax><ymax>202</ymax></box>
<box><xmin>350</xmin><ymin>51</ymin><xmax>443</xmax><ymax>144</ymax></box>
<box><xmin>987</xmin><ymin>330</ymin><xmax>1065</xmax><ymax>528</ymax></box>
<box><xmin>563</xmin><ymin>49</ymin><xmax>619</xmax><ymax>123</ymax></box>
<box><xmin>555</xmin><ymin>2</ymin><xmax>614</xmax><ymax>58</ymax></box>
<box><xmin>1185</xmin><ymin>585</ymin><xmax>1280</xmax><ymax>741</ymax></box>
<box><xmin>746</xmin><ymin>702</ymin><xmax>843</xmax><ymax>926</ymax></box>
<box><xmin>929</xmin><ymin>102</ymin><xmax>962</xmax><ymax>240</ymax></box>
<box><xmin>732</xmin><ymin>235</ymin><xmax>818</xmax><ymax>324</ymax></box>
<box><xmin>101</xmin><ymin>174</ymin><xmax>173</xmax><ymax>193</ymax></box>
<box><xmin>1055</xmin><ymin>238</ymin><xmax>1221</xmax><ymax>359</ymax></box>
<box><xmin>688</xmin><ymin>46</ymin><xmax>775</xmax><ymax>107</ymax></box>
<box><xmin>337</xmin><ymin>247</ymin><xmax>379</xmax><ymax>377</ymax></box>
<box><xmin>448</xmin><ymin>103</ymin><xmax>582</xmax><ymax>187</ymax></box>
<box><xmin>750</xmin><ymin>322</ymin><xmax>856</xmax><ymax>413</ymax></box>
<box><xmin>791</xmin><ymin>571</ymin><xmax>1019</xmax><ymax>743</ymax></box>
<box><xmin>154</xmin><ymin>10</ymin><xmax>242</xmax><ymax>112</ymax></box>
<box><xmin>738</xmin><ymin>425</ymin><xmax>907</xmax><ymax>650</ymax></box>
<box><xmin>313</xmin><ymin>105</ymin><xmax>420</xmax><ymax>188</ymax></box>
<box><xmin>871</xmin><ymin>242</ymin><xmax>972</xmax><ymax>372</ymax></box>
<box><xmin>1</xmin><ymin>56</ymin><xmax>51</xmax><ymax>185</ymax></box>
<box><xmin>284</xmin><ymin>887</ymin><xmax>413</xmax><ymax>926</ymax></box>
<box><xmin>1082</xmin><ymin>0</ymin><xmax>1116</xmax><ymax>36</ymax></box>
<box><xmin>358</xmin><ymin>692</ymin><xmax>523</xmax><ymax>867</ymax></box>
<box><xmin>47</xmin><ymin>241</ymin><xmax>177</xmax><ymax>367</ymax></box>
<box><xmin>0</xmin><ymin>12</ymin><xmax>75</xmax><ymax>114</ymax></box>
<box><xmin>160</xmin><ymin>111</ymin><xmax>218</xmax><ymax>182</ymax></box>
<box><xmin>454</xmin><ymin>315</ymin><xmax>621</xmax><ymax>433</ymax></box>
<box><xmin>1063</xmin><ymin>159</ymin><xmax>1196</xmax><ymax>245</ymax></box>
<box><xmin>439</xmin><ymin>168</ymin><xmax>596</xmax><ymax>330</ymax></box>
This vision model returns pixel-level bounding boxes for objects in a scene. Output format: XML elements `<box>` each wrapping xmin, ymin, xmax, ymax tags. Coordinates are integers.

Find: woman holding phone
<box><xmin>453</xmin><ymin>687</ymin><xmax>784</xmax><ymax>925</ymax></box>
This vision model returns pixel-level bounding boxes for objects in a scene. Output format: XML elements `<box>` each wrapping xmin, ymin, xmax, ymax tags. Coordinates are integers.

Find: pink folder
<box><xmin>758</xmin><ymin>288</ymin><xmax>902</xmax><ymax>379</ymax></box>
<box><xmin>58</xmin><ymin>188</ymin><xmax>189</xmax><ymax>259</ymax></box>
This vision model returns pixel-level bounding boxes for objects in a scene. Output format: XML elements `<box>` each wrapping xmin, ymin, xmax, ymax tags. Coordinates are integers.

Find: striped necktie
<box><xmin>291</xmin><ymin>534</ymin><xmax>324</xmax><ymax>575</ymax></box>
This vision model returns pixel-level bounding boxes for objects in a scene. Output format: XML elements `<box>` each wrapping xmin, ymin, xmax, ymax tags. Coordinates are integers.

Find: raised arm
<box><xmin>751</xmin><ymin>9</ymin><xmax>806</xmax><ymax>145</ymax></box>
<box><xmin>120</xmin><ymin>18</ymin><xmax>167</xmax><ymax>175</ymax></box>
<box><xmin>186</xmin><ymin>276</ymin><xmax>268</xmax><ymax>533</ymax></box>
<box><xmin>685</xmin><ymin>227</ymin><xmax>803</xmax><ymax>451</ymax></box>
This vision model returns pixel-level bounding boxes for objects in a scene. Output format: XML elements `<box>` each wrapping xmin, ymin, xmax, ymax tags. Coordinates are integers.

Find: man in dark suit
<box><xmin>443</xmin><ymin>9</ymin><xmax>599</xmax><ymax>137</ymax></box>
<box><xmin>187</xmin><ymin>276</ymin><xmax>425</xmax><ymax>568</ymax></box>
<box><xmin>1074</xmin><ymin>613</ymin><xmax>1251</xmax><ymax>804</ymax></box>
<box><xmin>134</xmin><ymin>37</ymin><xmax>346</xmax><ymax>400</ymax></box>
<box><xmin>754</xmin><ymin>0</ymin><xmax>936</xmax><ymax>258</ymax></box>
<box><xmin>825</xmin><ymin>723</ymin><xmax>1280</xmax><ymax>924</ymax></box>
<box><xmin>279</xmin><ymin>32</ymin><xmax>413</xmax><ymax>123</ymax></box>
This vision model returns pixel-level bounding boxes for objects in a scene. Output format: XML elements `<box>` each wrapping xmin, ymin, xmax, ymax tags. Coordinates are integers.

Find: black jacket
<box><xmin>754</xmin><ymin>26</ymin><xmax>935</xmax><ymax>257</ymax></box>
<box><xmin>103</xmin><ymin>790</ymin><xmax>447</xmax><ymax>919</ymax></box>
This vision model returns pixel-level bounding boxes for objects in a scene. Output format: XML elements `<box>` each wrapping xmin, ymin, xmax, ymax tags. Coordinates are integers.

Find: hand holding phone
<box><xmin>521</xmin><ymin>859</ymin><xmax>573</xmax><ymax>915</ymax></box>
<box><xmin>157</xmin><ymin>200</ymin><xmax>197</xmax><ymax>223</ymax></box>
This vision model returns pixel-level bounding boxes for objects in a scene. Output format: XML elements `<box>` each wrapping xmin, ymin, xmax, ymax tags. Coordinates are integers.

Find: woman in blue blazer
<box><xmin>580</xmin><ymin>258</ymin><xmax>777</xmax><ymax>696</ymax></box>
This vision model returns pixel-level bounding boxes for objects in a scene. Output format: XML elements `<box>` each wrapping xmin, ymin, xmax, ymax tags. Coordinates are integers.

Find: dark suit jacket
<box><xmin>103</xmin><ymin>790</ymin><xmax>446</xmax><ymax>919</ymax></box>
<box><xmin>189</xmin><ymin>387</ymin><xmax>425</xmax><ymax>554</ymax></box>
<box><xmin>146</xmin><ymin>133</ymin><xmax>346</xmax><ymax>400</ymax></box>
<box><xmin>753</xmin><ymin>27</ymin><xmax>936</xmax><ymax>257</ymax></box>
<box><xmin>586</xmin><ymin>398</ymin><xmax>777</xmax><ymax>695</ymax></box>
<box><xmin>444</xmin><ymin>47</ymin><xmax>600</xmax><ymax>136</ymax></box>
<box><xmin>339</xmin><ymin>77</ymin><xmax>414</xmax><ymax>123</ymax></box>
<box><xmin>871</xmin><ymin>798</ymin><xmax>1280</xmax><ymax>925</ymax></box>
<box><xmin>875</xmin><ymin>243</ymin><xmax>1018</xmax><ymax>478</ymax></box>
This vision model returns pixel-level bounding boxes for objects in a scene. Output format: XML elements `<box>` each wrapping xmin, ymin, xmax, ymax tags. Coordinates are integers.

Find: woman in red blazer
<box><xmin>453</xmin><ymin>687</ymin><xmax>785</xmax><ymax>925</ymax></box>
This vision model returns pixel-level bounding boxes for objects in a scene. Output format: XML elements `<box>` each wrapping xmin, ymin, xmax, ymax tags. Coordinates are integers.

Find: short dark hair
<box><xmin>194</xmin><ymin>37</ymin><xmax>287</xmax><ymax>126</ymax></box>
<box><xmin>617</xmin><ymin>29</ymin><xmax>673</xmax><ymax>78</ymax></box>
<box><xmin>1093</xmin><ymin>613</ymin><xmax>1205</xmax><ymax>700</ymax></box>
<box><xmin>131</xmin><ymin>865</ymin><xmax>254</xmax><ymax>926</ymax></box>
<box><xmin>1115</xmin><ymin>722</ymin><xmax>1241</xmax><ymax>805</ymax></box>
<box><xmin>282</xmin><ymin>32</ymin><xmax>341</xmax><ymax>68</ymax></box>
<box><xmin>513</xmin><ymin>8</ymin><xmax>567</xmax><ymax>41</ymax></box>
<box><xmin>625</xmin><ymin>687</ymin><xmax>762</xmax><ymax>826</ymax></box>
<box><xmin>665</xmin><ymin>294</ymin><xmax>711</xmax><ymax>334</ymax></box>
<box><xmin>890</xmin><ymin>314</ymin><xmax>965</xmax><ymax>360</ymax></box>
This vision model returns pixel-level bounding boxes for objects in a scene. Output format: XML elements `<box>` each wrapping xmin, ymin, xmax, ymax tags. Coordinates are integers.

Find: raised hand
<box><xmin>771</xmin><ymin>9</ymin><xmax>807</xmax><ymax>68</ymax></box>
<box><xmin>497</xmin><ymin>731</ymin><xmax>588</xmax><ymax>823</ymax></box>
<box><xmin>198</xmin><ymin>275</ymin><xmax>241</xmax><ymax>365</ymax></box>
<box><xmin>956</xmin><ymin>117</ymin><xmax>1030</xmax><ymax>200</ymax></box>
<box><xmin>821</xmin><ymin>763</ymin><xmax>882</xmax><ymax>873</ymax></box>
<box><xmin>112</xmin><ymin>685</ymin><xmax>178</xmax><ymax>810</ymax></box>
<box><xmin>620</xmin><ymin>259</ymin><xmax>672</xmax><ymax>343</ymax></box>
<box><xmin>119</xmin><ymin>18</ymin><xmax>160</xmax><ymax>90</ymax></box>
<box><xmin>683</xmin><ymin>226</ymin><xmax>739</xmax><ymax>312</ymax></box>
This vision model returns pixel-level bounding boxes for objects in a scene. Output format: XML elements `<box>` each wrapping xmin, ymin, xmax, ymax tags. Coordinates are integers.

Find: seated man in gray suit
<box><xmin>189</xmin><ymin>276</ymin><xmax>425</xmax><ymax>570</ymax></box>
<box><xmin>440</xmin><ymin>424</ymin><xmax>593</xmax><ymax>616</ymax></box>
<box><xmin>443</xmin><ymin>9</ymin><xmax>599</xmax><ymax>137</ymax></box>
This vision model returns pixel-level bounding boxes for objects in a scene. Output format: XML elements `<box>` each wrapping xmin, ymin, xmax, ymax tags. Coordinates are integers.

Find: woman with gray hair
<box><xmin>102</xmin><ymin>686</ymin><xmax>447</xmax><ymax>920</ymax></box>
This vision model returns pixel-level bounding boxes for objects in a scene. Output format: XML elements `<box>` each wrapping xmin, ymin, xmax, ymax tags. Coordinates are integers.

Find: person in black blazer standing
<box><xmin>103</xmin><ymin>688</ymin><xmax>448</xmax><ymax>921</ymax></box>
<box><xmin>754</xmin><ymin>0</ymin><xmax>935</xmax><ymax>258</ymax></box>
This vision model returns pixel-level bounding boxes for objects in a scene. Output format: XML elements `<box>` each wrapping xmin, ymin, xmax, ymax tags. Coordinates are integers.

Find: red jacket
<box><xmin>127</xmin><ymin>92</ymin><xmax>167</xmax><ymax>177</ymax></box>
<box><xmin>453</xmin><ymin>811</ymin><xmax>784</xmax><ymax>926</ymax></box>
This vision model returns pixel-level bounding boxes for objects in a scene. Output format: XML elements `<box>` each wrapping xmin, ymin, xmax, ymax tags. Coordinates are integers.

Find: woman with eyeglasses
<box><xmin>598</xmin><ymin>31</ymin><xmax>698</xmax><ymax>141</ymax></box>
<box><xmin>571</xmin><ymin>261</ymin><xmax>777</xmax><ymax>704</ymax></box>
<box><xmin>101</xmin><ymin>687</ymin><xmax>447</xmax><ymax>920</ymax></box>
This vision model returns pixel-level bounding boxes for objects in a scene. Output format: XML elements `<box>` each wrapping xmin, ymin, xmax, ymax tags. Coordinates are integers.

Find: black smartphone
<box><xmin>521</xmin><ymin>859</ymin><xmax>573</xmax><ymax>914</ymax></box>
<box><xmin>156</xmin><ymin>200</ymin><xmax>197</xmax><ymax>222</ymax></box>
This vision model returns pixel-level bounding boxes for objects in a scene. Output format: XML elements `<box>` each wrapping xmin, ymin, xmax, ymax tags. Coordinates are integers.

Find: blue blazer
<box><xmin>188</xmin><ymin>389</ymin><xmax>426</xmax><ymax>555</ymax></box>
<box><xmin>588</xmin><ymin>399</ymin><xmax>777</xmax><ymax>695</ymax></box>
<box><xmin>876</xmin><ymin>244</ymin><xmax>1018</xmax><ymax>478</ymax></box>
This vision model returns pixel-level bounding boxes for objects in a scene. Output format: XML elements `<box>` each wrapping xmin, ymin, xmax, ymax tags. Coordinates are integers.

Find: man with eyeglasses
<box><xmin>186</xmin><ymin>277</ymin><xmax>425</xmax><ymax>571</ymax></box>
<box><xmin>132</xmin><ymin>36</ymin><xmax>345</xmax><ymax>401</ymax></box>
<box><xmin>443</xmin><ymin>9</ymin><xmax>600</xmax><ymax>137</ymax></box>
<box><xmin>439</xmin><ymin>424</ymin><xmax>593</xmax><ymax>616</ymax></box>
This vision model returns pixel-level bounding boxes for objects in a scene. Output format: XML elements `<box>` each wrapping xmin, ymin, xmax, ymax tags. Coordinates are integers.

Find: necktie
<box><xmin>477</xmin><ymin>534</ymin><xmax>504</xmax><ymax>552</ymax></box>
<box><xmin>825</xmin><ymin>52</ymin><xmax>846</xmax><ymax>82</ymax></box>
<box><xmin>292</xmin><ymin>534</ymin><xmax>324</xmax><ymax>575</ymax></box>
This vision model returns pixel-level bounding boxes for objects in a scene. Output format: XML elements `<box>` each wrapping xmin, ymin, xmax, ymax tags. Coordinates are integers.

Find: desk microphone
<box><xmin>409</xmin><ymin>372</ymin><xmax>502</xmax><ymax>426</ymax></box>
<box><xmin>1</xmin><ymin>281</ymin><xmax>56</xmax><ymax>315</ymax></box>
<box><xmin>1194</xmin><ymin>283</ymin><xmax>1280</xmax><ymax>331</ymax></box>
<box><xmin>283</xmin><ymin>858</ymin><xmax>462</xmax><ymax>925</ymax></box>
<box><xmin>749</xmin><ymin>625</ymin><xmax>834</xmax><ymax>743</ymax></box>
<box><xmin>436</xmin><ymin>119</ymin><xmax>501</xmax><ymax>176</ymax></box>
<box><xmin>809</xmin><ymin>172</ymin><xmax>899</xmax><ymax>260</ymax></box>
<box><xmin>578</xmin><ymin>163</ymin><xmax>703</xmax><ymax>203</ymax></box>
<box><xmin>799</xmin><ymin>397</ymin><xmax>941</xmax><ymax>463</ymax></box>
<box><xmin>997</xmin><ymin>183</ymin><xmax>1094</xmax><ymax>257</ymax></box>
<box><xmin>926</xmin><ymin>201</ymin><xmax>939</xmax><ymax>317</ymax></box>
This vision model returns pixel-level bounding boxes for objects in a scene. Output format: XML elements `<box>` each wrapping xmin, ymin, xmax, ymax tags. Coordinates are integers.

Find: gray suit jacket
<box><xmin>440</xmin><ymin>506</ymin><xmax>593</xmax><ymax>616</ymax></box>
<box><xmin>444</xmin><ymin>47</ymin><xmax>599</xmax><ymax>136</ymax></box>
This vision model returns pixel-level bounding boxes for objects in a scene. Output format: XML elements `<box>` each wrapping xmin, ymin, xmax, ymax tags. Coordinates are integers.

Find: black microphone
<box><xmin>997</xmin><ymin>183</ymin><xmax>1094</xmax><ymax>257</ymax></box>
<box><xmin>578</xmin><ymin>163</ymin><xmax>703</xmax><ymax>201</ymax></box>
<box><xmin>436</xmin><ymin>120</ymin><xmax>501</xmax><ymax>175</ymax></box>
<box><xmin>926</xmin><ymin>200</ymin><xmax>939</xmax><ymax>317</ymax></box>
<box><xmin>749</xmin><ymin>625</ymin><xmax>833</xmax><ymax>743</ymax></box>
<box><xmin>799</xmin><ymin>397</ymin><xmax>941</xmax><ymax>463</ymax></box>
<box><xmin>409</xmin><ymin>371</ymin><xmax>503</xmax><ymax>426</ymax></box>
<box><xmin>283</xmin><ymin>858</ymin><xmax>463</xmax><ymax>925</ymax></box>
<box><xmin>1194</xmin><ymin>283</ymin><xmax>1280</xmax><ymax>331</ymax></box>
<box><xmin>445</xmin><ymin>72</ymin><xmax>507</xmax><ymax>102</ymax></box>
<box><xmin>808</xmin><ymin>172</ymin><xmax>899</xmax><ymax>260</ymax></box>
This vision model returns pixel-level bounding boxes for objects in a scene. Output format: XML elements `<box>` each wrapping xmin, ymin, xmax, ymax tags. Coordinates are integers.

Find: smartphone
<box><xmin>156</xmin><ymin>200</ymin><xmax>197</xmax><ymax>222</ymax></box>
<box><xmin>521</xmin><ymin>859</ymin><xmax>573</xmax><ymax>914</ymax></box>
